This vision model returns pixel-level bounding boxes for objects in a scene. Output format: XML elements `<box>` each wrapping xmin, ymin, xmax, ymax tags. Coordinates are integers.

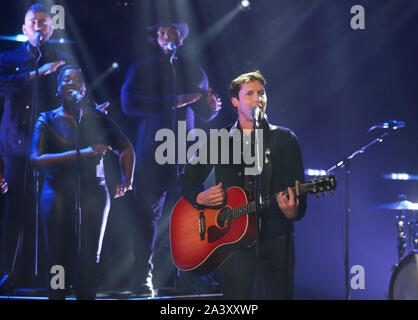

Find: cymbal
<box><xmin>375</xmin><ymin>200</ymin><xmax>418</xmax><ymax>211</ymax></box>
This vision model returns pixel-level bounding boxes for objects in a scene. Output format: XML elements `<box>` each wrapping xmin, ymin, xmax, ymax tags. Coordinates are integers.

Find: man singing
<box><xmin>0</xmin><ymin>3</ymin><xmax>74</xmax><ymax>291</ymax></box>
<box><xmin>179</xmin><ymin>70</ymin><xmax>307</xmax><ymax>299</ymax></box>
<box><xmin>121</xmin><ymin>21</ymin><xmax>221</xmax><ymax>295</ymax></box>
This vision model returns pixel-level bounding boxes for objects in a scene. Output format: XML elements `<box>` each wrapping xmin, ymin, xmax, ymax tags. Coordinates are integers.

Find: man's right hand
<box><xmin>29</xmin><ymin>60</ymin><xmax>66</xmax><ymax>80</ymax></box>
<box><xmin>196</xmin><ymin>182</ymin><xmax>225</xmax><ymax>207</ymax></box>
<box><xmin>175</xmin><ymin>93</ymin><xmax>202</xmax><ymax>109</ymax></box>
<box><xmin>81</xmin><ymin>144</ymin><xmax>112</xmax><ymax>157</ymax></box>
<box><xmin>0</xmin><ymin>175</ymin><xmax>8</xmax><ymax>194</ymax></box>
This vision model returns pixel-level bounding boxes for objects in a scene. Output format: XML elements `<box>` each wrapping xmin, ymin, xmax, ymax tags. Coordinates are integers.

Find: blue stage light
<box><xmin>305</xmin><ymin>168</ymin><xmax>327</xmax><ymax>177</ymax></box>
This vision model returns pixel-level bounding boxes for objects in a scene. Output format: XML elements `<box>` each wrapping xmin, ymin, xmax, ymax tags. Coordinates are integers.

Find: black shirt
<box><xmin>179</xmin><ymin>118</ymin><xmax>307</xmax><ymax>234</ymax></box>
<box><xmin>31</xmin><ymin>107</ymin><xmax>130</xmax><ymax>189</ymax></box>
<box><xmin>0</xmin><ymin>42</ymin><xmax>75</xmax><ymax>156</ymax></box>
<box><xmin>121</xmin><ymin>50</ymin><xmax>218</xmax><ymax>162</ymax></box>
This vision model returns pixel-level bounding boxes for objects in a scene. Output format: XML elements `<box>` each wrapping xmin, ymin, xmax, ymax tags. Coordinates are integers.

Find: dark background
<box><xmin>1</xmin><ymin>0</ymin><xmax>417</xmax><ymax>299</ymax></box>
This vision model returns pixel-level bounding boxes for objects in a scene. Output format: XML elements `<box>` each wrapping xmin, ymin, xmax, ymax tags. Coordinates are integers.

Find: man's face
<box><xmin>22</xmin><ymin>10</ymin><xmax>53</xmax><ymax>47</ymax></box>
<box><xmin>59</xmin><ymin>69</ymin><xmax>87</xmax><ymax>102</ymax></box>
<box><xmin>157</xmin><ymin>26</ymin><xmax>183</xmax><ymax>53</ymax></box>
<box><xmin>232</xmin><ymin>80</ymin><xmax>267</xmax><ymax>124</ymax></box>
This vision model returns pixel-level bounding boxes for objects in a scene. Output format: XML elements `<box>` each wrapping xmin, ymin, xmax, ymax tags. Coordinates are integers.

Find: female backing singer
<box><xmin>31</xmin><ymin>65</ymin><xmax>135</xmax><ymax>299</ymax></box>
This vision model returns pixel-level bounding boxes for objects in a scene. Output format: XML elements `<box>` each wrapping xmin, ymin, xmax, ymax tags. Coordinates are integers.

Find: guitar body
<box><xmin>170</xmin><ymin>175</ymin><xmax>337</xmax><ymax>274</ymax></box>
<box><xmin>170</xmin><ymin>187</ymin><xmax>256</xmax><ymax>273</ymax></box>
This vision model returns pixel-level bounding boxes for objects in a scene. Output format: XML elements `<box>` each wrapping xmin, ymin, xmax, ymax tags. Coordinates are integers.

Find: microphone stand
<box><xmin>5</xmin><ymin>44</ymin><xmax>42</xmax><ymax>292</ymax></box>
<box><xmin>32</xmin><ymin>45</ymin><xmax>42</xmax><ymax>283</ymax></box>
<box><xmin>74</xmin><ymin>99</ymin><xmax>83</xmax><ymax>280</ymax></box>
<box><xmin>169</xmin><ymin>47</ymin><xmax>182</xmax><ymax>291</ymax></box>
<box><xmin>327</xmin><ymin>127</ymin><xmax>403</xmax><ymax>300</ymax></box>
<box><xmin>253</xmin><ymin>115</ymin><xmax>263</xmax><ymax>299</ymax></box>
<box><xmin>170</xmin><ymin>47</ymin><xmax>179</xmax><ymax>179</ymax></box>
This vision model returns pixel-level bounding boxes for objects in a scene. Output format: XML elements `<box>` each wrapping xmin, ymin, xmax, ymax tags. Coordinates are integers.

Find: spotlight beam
<box><xmin>184</xmin><ymin>6</ymin><xmax>242</xmax><ymax>59</ymax></box>
<box><xmin>89</xmin><ymin>62</ymin><xmax>119</xmax><ymax>90</ymax></box>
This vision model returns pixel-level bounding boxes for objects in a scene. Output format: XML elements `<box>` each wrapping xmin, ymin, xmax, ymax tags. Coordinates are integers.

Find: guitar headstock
<box><xmin>302</xmin><ymin>174</ymin><xmax>337</xmax><ymax>198</ymax></box>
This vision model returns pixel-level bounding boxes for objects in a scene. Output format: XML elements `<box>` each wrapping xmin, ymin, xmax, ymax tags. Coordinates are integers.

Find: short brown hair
<box><xmin>228</xmin><ymin>70</ymin><xmax>266</xmax><ymax>99</ymax></box>
<box><xmin>26</xmin><ymin>3</ymin><xmax>50</xmax><ymax>16</ymax></box>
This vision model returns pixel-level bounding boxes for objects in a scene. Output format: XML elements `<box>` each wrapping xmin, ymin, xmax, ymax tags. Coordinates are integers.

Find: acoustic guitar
<box><xmin>170</xmin><ymin>175</ymin><xmax>337</xmax><ymax>273</ymax></box>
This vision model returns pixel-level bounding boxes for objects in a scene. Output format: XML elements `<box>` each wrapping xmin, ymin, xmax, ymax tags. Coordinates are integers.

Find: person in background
<box><xmin>31</xmin><ymin>65</ymin><xmax>135</xmax><ymax>299</ymax></box>
<box><xmin>0</xmin><ymin>3</ymin><xmax>74</xmax><ymax>291</ymax></box>
<box><xmin>121</xmin><ymin>21</ymin><xmax>221</xmax><ymax>295</ymax></box>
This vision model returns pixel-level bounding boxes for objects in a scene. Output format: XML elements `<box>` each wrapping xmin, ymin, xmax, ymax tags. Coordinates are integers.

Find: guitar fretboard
<box><xmin>220</xmin><ymin>175</ymin><xmax>336</xmax><ymax>223</ymax></box>
<box><xmin>230</xmin><ymin>194</ymin><xmax>276</xmax><ymax>220</ymax></box>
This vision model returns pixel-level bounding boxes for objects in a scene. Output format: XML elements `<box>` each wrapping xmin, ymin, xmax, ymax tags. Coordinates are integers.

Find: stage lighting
<box><xmin>112</xmin><ymin>62</ymin><xmax>119</xmax><ymax>69</ymax></box>
<box><xmin>116</xmin><ymin>0</ymin><xmax>135</xmax><ymax>7</ymax></box>
<box><xmin>382</xmin><ymin>173</ymin><xmax>418</xmax><ymax>181</ymax></box>
<box><xmin>305</xmin><ymin>169</ymin><xmax>327</xmax><ymax>177</ymax></box>
<box><xmin>240</xmin><ymin>0</ymin><xmax>251</xmax><ymax>10</ymax></box>
<box><xmin>16</xmin><ymin>34</ymin><xmax>28</xmax><ymax>42</ymax></box>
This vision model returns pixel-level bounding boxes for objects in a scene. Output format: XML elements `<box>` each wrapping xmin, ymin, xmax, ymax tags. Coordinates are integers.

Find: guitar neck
<box><xmin>226</xmin><ymin>175</ymin><xmax>336</xmax><ymax>222</ymax></box>
<box><xmin>229</xmin><ymin>186</ymin><xmax>299</xmax><ymax>221</ymax></box>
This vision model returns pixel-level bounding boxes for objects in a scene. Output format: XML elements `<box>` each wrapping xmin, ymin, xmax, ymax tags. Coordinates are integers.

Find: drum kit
<box><xmin>375</xmin><ymin>193</ymin><xmax>418</xmax><ymax>300</ymax></box>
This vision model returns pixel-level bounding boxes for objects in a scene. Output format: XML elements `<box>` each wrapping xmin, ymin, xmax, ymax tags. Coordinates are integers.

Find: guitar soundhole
<box><xmin>217</xmin><ymin>207</ymin><xmax>232</xmax><ymax>228</ymax></box>
<box><xmin>207</xmin><ymin>207</ymin><xmax>232</xmax><ymax>243</ymax></box>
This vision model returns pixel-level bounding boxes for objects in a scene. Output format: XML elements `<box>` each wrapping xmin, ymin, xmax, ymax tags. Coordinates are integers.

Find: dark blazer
<box><xmin>0</xmin><ymin>42</ymin><xmax>75</xmax><ymax>156</ymax></box>
<box><xmin>121</xmin><ymin>51</ymin><xmax>218</xmax><ymax>163</ymax></box>
<box><xmin>179</xmin><ymin>117</ymin><xmax>307</xmax><ymax>234</ymax></box>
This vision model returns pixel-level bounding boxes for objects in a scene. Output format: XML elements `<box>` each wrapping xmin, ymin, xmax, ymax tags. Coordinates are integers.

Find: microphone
<box><xmin>250</xmin><ymin>106</ymin><xmax>262</xmax><ymax>121</ymax></box>
<box><xmin>368</xmin><ymin>120</ymin><xmax>406</xmax><ymax>133</ymax></box>
<box><xmin>71</xmin><ymin>90</ymin><xmax>84</xmax><ymax>103</ymax></box>
<box><xmin>33</xmin><ymin>31</ymin><xmax>42</xmax><ymax>47</ymax></box>
<box><xmin>167</xmin><ymin>42</ymin><xmax>178</xmax><ymax>51</ymax></box>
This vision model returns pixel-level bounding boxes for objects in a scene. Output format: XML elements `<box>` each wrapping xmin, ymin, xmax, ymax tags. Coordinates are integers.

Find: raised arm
<box><xmin>187</xmin><ymin>67</ymin><xmax>221</xmax><ymax>122</ymax></box>
<box><xmin>121</xmin><ymin>62</ymin><xmax>175</xmax><ymax>116</ymax></box>
<box><xmin>0</xmin><ymin>53</ymin><xmax>65</xmax><ymax>96</ymax></box>
<box><xmin>31</xmin><ymin>145</ymin><xmax>112</xmax><ymax>168</ymax></box>
<box><xmin>30</xmin><ymin>113</ymin><xmax>112</xmax><ymax>168</ymax></box>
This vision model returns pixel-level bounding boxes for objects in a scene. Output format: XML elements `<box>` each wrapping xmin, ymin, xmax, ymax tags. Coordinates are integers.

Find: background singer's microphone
<box><xmin>33</xmin><ymin>31</ymin><xmax>42</xmax><ymax>47</ymax></box>
<box><xmin>167</xmin><ymin>42</ymin><xmax>178</xmax><ymax>51</ymax></box>
<box><xmin>367</xmin><ymin>120</ymin><xmax>406</xmax><ymax>133</ymax></box>
<box><xmin>71</xmin><ymin>90</ymin><xmax>84</xmax><ymax>103</ymax></box>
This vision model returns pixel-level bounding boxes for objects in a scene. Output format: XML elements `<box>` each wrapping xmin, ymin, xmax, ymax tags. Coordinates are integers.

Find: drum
<box><xmin>388</xmin><ymin>251</ymin><xmax>418</xmax><ymax>299</ymax></box>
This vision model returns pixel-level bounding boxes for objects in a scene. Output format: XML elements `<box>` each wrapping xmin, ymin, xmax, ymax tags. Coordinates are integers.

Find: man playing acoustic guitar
<box><xmin>177</xmin><ymin>70</ymin><xmax>307</xmax><ymax>299</ymax></box>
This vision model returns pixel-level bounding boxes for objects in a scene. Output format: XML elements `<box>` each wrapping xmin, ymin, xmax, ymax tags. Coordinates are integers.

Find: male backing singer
<box><xmin>121</xmin><ymin>21</ymin><xmax>221</xmax><ymax>295</ymax></box>
<box><xmin>0</xmin><ymin>3</ymin><xmax>75</xmax><ymax>291</ymax></box>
